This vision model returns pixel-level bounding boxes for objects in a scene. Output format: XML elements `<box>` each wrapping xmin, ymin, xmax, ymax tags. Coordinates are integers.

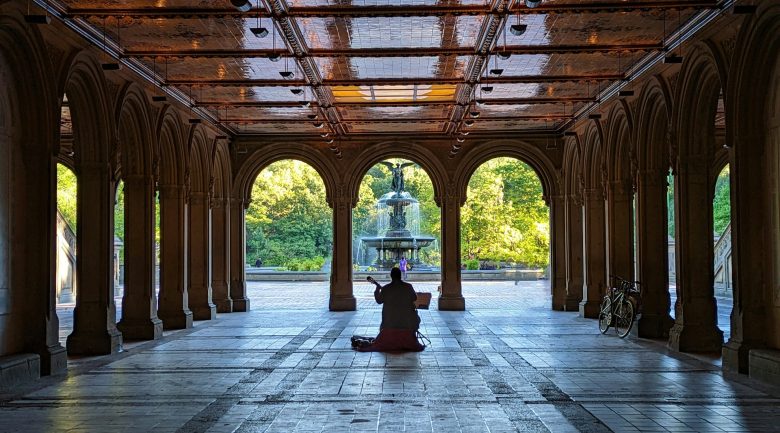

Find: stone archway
<box><xmin>722</xmin><ymin>2</ymin><xmax>780</xmax><ymax>375</ymax></box>
<box><xmin>668</xmin><ymin>41</ymin><xmax>728</xmax><ymax>353</ymax></box>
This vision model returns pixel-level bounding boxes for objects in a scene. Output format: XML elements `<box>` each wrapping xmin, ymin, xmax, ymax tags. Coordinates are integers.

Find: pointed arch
<box><xmin>347</xmin><ymin>141</ymin><xmax>446</xmax><ymax>207</ymax></box>
<box><xmin>605</xmin><ymin>102</ymin><xmax>633</xmax><ymax>184</ymax></box>
<box><xmin>156</xmin><ymin>106</ymin><xmax>186</xmax><ymax>187</ymax></box>
<box><xmin>582</xmin><ymin>121</ymin><xmax>605</xmax><ymax>190</ymax></box>
<box><xmin>116</xmin><ymin>83</ymin><xmax>154</xmax><ymax>178</ymax></box>
<box><xmin>636</xmin><ymin>78</ymin><xmax>671</xmax><ymax>172</ymax></box>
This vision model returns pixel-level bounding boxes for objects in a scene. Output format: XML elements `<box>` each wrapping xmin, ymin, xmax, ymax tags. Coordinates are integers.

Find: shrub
<box><xmin>464</xmin><ymin>259</ymin><xmax>479</xmax><ymax>270</ymax></box>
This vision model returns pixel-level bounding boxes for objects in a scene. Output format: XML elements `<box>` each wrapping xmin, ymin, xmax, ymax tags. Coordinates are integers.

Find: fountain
<box><xmin>360</xmin><ymin>162</ymin><xmax>436</xmax><ymax>270</ymax></box>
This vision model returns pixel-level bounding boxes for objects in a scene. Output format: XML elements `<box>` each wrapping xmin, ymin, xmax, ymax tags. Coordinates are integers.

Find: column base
<box><xmin>668</xmin><ymin>323</ymin><xmax>723</xmax><ymax>353</ymax></box>
<box><xmin>39</xmin><ymin>343</ymin><xmax>67</xmax><ymax>376</ymax></box>
<box><xmin>66</xmin><ymin>328</ymin><xmax>123</xmax><ymax>356</ymax></box>
<box><xmin>159</xmin><ymin>310</ymin><xmax>193</xmax><ymax>330</ymax></box>
<box><xmin>329</xmin><ymin>296</ymin><xmax>356</xmax><ymax>311</ymax></box>
<box><xmin>117</xmin><ymin>317</ymin><xmax>163</xmax><ymax>340</ymax></box>
<box><xmin>723</xmin><ymin>340</ymin><xmax>761</xmax><ymax>374</ymax></box>
<box><xmin>232</xmin><ymin>298</ymin><xmax>250</xmax><ymax>312</ymax></box>
<box><xmin>0</xmin><ymin>354</ymin><xmax>40</xmax><ymax>390</ymax></box>
<box><xmin>749</xmin><ymin>349</ymin><xmax>780</xmax><ymax>387</ymax></box>
<box><xmin>438</xmin><ymin>296</ymin><xmax>465</xmax><ymax>311</ymax></box>
<box><xmin>564</xmin><ymin>293</ymin><xmax>582</xmax><ymax>312</ymax></box>
<box><xmin>579</xmin><ymin>300</ymin><xmax>600</xmax><ymax>318</ymax></box>
<box><xmin>191</xmin><ymin>304</ymin><xmax>217</xmax><ymax>320</ymax></box>
<box><xmin>633</xmin><ymin>313</ymin><xmax>674</xmax><ymax>339</ymax></box>
<box><xmin>215</xmin><ymin>298</ymin><xmax>233</xmax><ymax>313</ymax></box>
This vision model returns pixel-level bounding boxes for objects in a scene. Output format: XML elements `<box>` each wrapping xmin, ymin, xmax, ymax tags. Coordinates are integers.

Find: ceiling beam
<box><xmin>124</xmin><ymin>43</ymin><xmax>662</xmax><ymax>59</ymax></box>
<box><xmin>221</xmin><ymin>114</ymin><xmax>573</xmax><ymax>123</ymax></box>
<box><xmin>195</xmin><ymin>96</ymin><xmax>593</xmax><ymax>108</ymax></box>
<box><xmin>164</xmin><ymin>74</ymin><xmax>626</xmax><ymax>87</ymax></box>
<box><xmin>65</xmin><ymin>1</ymin><xmax>717</xmax><ymax>18</ymax></box>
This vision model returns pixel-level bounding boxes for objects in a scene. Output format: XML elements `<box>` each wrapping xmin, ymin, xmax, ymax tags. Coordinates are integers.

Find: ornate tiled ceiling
<box><xmin>54</xmin><ymin>0</ymin><xmax>720</xmax><ymax>137</ymax></box>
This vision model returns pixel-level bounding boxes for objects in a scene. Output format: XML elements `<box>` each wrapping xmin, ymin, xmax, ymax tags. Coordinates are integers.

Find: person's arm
<box><xmin>368</xmin><ymin>276</ymin><xmax>383</xmax><ymax>304</ymax></box>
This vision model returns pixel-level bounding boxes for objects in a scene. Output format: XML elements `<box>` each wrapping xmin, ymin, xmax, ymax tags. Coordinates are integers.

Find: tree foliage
<box><xmin>667</xmin><ymin>165</ymin><xmax>730</xmax><ymax>238</ymax></box>
<box><xmin>56</xmin><ymin>164</ymin><xmax>78</xmax><ymax>232</ymax></box>
<box><xmin>246</xmin><ymin>160</ymin><xmax>332</xmax><ymax>267</ymax></box>
<box><xmin>461</xmin><ymin>158</ymin><xmax>549</xmax><ymax>268</ymax></box>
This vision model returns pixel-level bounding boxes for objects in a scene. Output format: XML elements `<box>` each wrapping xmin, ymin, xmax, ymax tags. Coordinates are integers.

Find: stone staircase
<box><xmin>713</xmin><ymin>223</ymin><xmax>732</xmax><ymax>294</ymax></box>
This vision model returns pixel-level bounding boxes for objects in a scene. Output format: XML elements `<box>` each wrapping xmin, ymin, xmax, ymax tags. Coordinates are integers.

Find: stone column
<box><xmin>157</xmin><ymin>184</ymin><xmax>192</xmax><ymax>329</ymax></box>
<box><xmin>439</xmin><ymin>188</ymin><xmax>465</xmax><ymax>310</ymax></box>
<box><xmin>211</xmin><ymin>198</ymin><xmax>232</xmax><ymax>313</ymax></box>
<box><xmin>606</xmin><ymin>180</ymin><xmax>634</xmax><ymax>282</ymax></box>
<box><xmin>668</xmin><ymin>160</ymin><xmax>723</xmax><ymax>352</ymax></box>
<box><xmin>329</xmin><ymin>190</ymin><xmax>356</xmax><ymax>311</ymax></box>
<box><xmin>723</xmin><ymin>134</ymin><xmax>766</xmax><ymax>373</ymax></box>
<box><xmin>580</xmin><ymin>188</ymin><xmax>607</xmax><ymax>318</ymax></box>
<box><xmin>117</xmin><ymin>175</ymin><xmax>163</xmax><ymax>340</ymax></box>
<box><xmin>188</xmin><ymin>192</ymin><xmax>216</xmax><ymax>320</ymax></box>
<box><xmin>565</xmin><ymin>194</ymin><xmax>584</xmax><ymax>311</ymax></box>
<box><xmin>229</xmin><ymin>198</ymin><xmax>250</xmax><ymax>312</ymax></box>
<box><xmin>549</xmin><ymin>194</ymin><xmax>567</xmax><ymax>310</ymax></box>
<box><xmin>635</xmin><ymin>169</ymin><xmax>674</xmax><ymax>338</ymax></box>
<box><xmin>67</xmin><ymin>162</ymin><xmax>122</xmax><ymax>355</ymax></box>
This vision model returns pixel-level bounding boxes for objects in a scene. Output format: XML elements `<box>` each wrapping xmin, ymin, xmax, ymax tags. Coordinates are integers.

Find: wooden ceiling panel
<box><xmin>52</xmin><ymin>0</ymin><xmax>718</xmax><ymax>137</ymax></box>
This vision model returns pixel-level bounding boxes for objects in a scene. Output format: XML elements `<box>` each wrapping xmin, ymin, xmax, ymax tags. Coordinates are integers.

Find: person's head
<box><xmin>390</xmin><ymin>267</ymin><xmax>402</xmax><ymax>281</ymax></box>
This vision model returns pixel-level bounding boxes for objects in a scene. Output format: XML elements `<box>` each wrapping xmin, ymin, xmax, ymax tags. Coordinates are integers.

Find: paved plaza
<box><xmin>3</xmin><ymin>281</ymin><xmax>776</xmax><ymax>433</ymax></box>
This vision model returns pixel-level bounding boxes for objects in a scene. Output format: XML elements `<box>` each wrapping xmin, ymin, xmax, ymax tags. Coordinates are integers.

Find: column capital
<box><xmin>189</xmin><ymin>192</ymin><xmax>210</xmax><ymax>206</ymax></box>
<box><xmin>582</xmin><ymin>188</ymin><xmax>604</xmax><ymax>202</ymax></box>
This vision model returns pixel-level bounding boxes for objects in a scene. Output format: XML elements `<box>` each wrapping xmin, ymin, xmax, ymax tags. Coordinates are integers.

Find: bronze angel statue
<box><xmin>379</xmin><ymin>161</ymin><xmax>416</xmax><ymax>193</ymax></box>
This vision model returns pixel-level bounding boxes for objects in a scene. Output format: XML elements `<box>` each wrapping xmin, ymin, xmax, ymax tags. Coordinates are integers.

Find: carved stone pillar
<box><xmin>12</xmin><ymin>141</ymin><xmax>67</xmax><ymax>374</ymax></box>
<box><xmin>635</xmin><ymin>169</ymin><xmax>674</xmax><ymax>338</ymax></box>
<box><xmin>229</xmin><ymin>198</ymin><xmax>250</xmax><ymax>312</ymax></box>
<box><xmin>67</xmin><ymin>162</ymin><xmax>123</xmax><ymax>355</ymax></box>
<box><xmin>157</xmin><ymin>184</ymin><xmax>192</xmax><ymax>329</ymax></box>
<box><xmin>117</xmin><ymin>174</ymin><xmax>163</xmax><ymax>340</ymax></box>
<box><xmin>668</xmin><ymin>159</ymin><xmax>723</xmax><ymax>352</ymax></box>
<box><xmin>329</xmin><ymin>188</ymin><xmax>356</xmax><ymax>311</ymax></box>
<box><xmin>439</xmin><ymin>185</ymin><xmax>465</xmax><ymax>310</ymax></box>
<box><xmin>549</xmin><ymin>194</ymin><xmax>567</xmax><ymax>310</ymax></box>
<box><xmin>564</xmin><ymin>194</ymin><xmax>584</xmax><ymax>311</ymax></box>
<box><xmin>606</xmin><ymin>180</ymin><xmax>634</xmax><ymax>282</ymax></box>
<box><xmin>211</xmin><ymin>198</ymin><xmax>232</xmax><ymax>313</ymax></box>
<box><xmin>188</xmin><ymin>192</ymin><xmax>216</xmax><ymax>320</ymax></box>
<box><xmin>723</xmin><ymin>133</ymin><xmax>766</xmax><ymax>373</ymax></box>
<box><xmin>580</xmin><ymin>188</ymin><xmax>607</xmax><ymax>318</ymax></box>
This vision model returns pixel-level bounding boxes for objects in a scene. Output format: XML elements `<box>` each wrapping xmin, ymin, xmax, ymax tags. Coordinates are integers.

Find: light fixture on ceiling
<box><xmin>152</xmin><ymin>95</ymin><xmax>167</xmax><ymax>102</ymax></box>
<box><xmin>481</xmin><ymin>85</ymin><xmax>493</xmax><ymax>93</ymax></box>
<box><xmin>24</xmin><ymin>14</ymin><xmax>51</xmax><ymax>24</ymax></box>
<box><xmin>250</xmin><ymin>15</ymin><xmax>269</xmax><ymax>38</ymax></box>
<box><xmin>525</xmin><ymin>0</ymin><xmax>542</xmax><ymax>8</ymax></box>
<box><xmin>231</xmin><ymin>0</ymin><xmax>252</xmax><ymax>12</ymax></box>
<box><xmin>664</xmin><ymin>54</ymin><xmax>683</xmax><ymax>64</ymax></box>
<box><xmin>618</xmin><ymin>90</ymin><xmax>635</xmax><ymax>97</ymax></box>
<box><xmin>464</xmin><ymin>120</ymin><xmax>475</xmax><ymax>127</ymax></box>
<box><xmin>300</xmin><ymin>100</ymin><xmax>311</xmax><ymax>107</ymax></box>
<box><xmin>313</xmin><ymin>122</ymin><xmax>324</xmax><ymax>129</ymax></box>
<box><xmin>460</xmin><ymin>131</ymin><xmax>470</xmax><ymax>136</ymax></box>
<box><xmin>325</xmin><ymin>138</ymin><xmax>334</xmax><ymax>144</ymax></box>
<box><xmin>489</xmin><ymin>68</ymin><xmax>503</xmax><ymax>76</ymax></box>
<box><xmin>510</xmin><ymin>24</ymin><xmax>527</xmax><ymax>36</ymax></box>
<box><xmin>268</xmin><ymin>23</ymin><xmax>281</xmax><ymax>61</ymax></box>
<box><xmin>291</xmin><ymin>88</ymin><xmax>303</xmax><ymax>95</ymax></box>
<box><xmin>469</xmin><ymin>109</ymin><xmax>480</xmax><ymax>118</ymax></box>
<box><xmin>320</xmin><ymin>132</ymin><xmax>330</xmax><ymax>138</ymax></box>
<box><xmin>307</xmin><ymin>114</ymin><xmax>317</xmax><ymax>120</ymax></box>
<box><xmin>280</xmin><ymin>70</ymin><xmax>294</xmax><ymax>78</ymax></box>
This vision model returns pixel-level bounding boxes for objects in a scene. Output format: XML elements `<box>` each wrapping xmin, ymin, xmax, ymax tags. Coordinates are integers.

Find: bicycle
<box><xmin>598</xmin><ymin>275</ymin><xmax>641</xmax><ymax>338</ymax></box>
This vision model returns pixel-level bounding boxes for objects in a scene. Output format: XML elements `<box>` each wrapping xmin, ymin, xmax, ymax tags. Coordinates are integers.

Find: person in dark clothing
<box><xmin>352</xmin><ymin>267</ymin><xmax>424</xmax><ymax>352</ymax></box>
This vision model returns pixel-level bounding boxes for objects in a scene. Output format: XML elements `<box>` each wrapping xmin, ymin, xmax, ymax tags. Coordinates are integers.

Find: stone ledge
<box><xmin>749</xmin><ymin>349</ymin><xmax>780</xmax><ymax>387</ymax></box>
<box><xmin>0</xmin><ymin>353</ymin><xmax>40</xmax><ymax>390</ymax></box>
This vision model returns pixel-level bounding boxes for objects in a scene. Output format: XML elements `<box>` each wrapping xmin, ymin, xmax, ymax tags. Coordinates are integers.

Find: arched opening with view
<box><xmin>353</xmin><ymin>158</ymin><xmax>441</xmax><ymax>308</ymax></box>
<box><xmin>245</xmin><ymin>159</ymin><xmax>333</xmax><ymax>308</ymax></box>
<box><xmin>460</xmin><ymin>157</ymin><xmax>550</xmax><ymax>309</ymax></box>
<box><xmin>55</xmin><ymin>163</ymin><xmax>78</xmax><ymax>346</ymax></box>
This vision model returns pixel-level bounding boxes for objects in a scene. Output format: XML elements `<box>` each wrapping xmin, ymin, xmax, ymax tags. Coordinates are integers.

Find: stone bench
<box><xmin>749</xmin><ymin>349</ymin><xmax>780</xmax><ymax>387</ymax></box>
<box><xmin>0</xmin><ymin>353</ymin><xmax>40</xmax><ymax>390</ymax></box>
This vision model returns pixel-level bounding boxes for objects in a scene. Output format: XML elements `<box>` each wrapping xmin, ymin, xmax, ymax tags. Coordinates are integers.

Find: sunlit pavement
<box><xmin>15</xmin><ymin>281</ymin><xmax>773</xmax><ymax>433</ymax></box>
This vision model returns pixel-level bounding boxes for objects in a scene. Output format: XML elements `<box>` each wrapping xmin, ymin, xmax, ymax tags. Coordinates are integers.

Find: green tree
<box><xmin>461</xmin><ymin>158</ymin><xmax>549</xmax><ymax>268</ymax></box>
<box><xmin>56</xmin><ymin>164</ymin><xmax>78</xmax><ymax>232</ymax></box>
<box><xmin>712</xmin><ymin>166</ymin><xmax>731</xmax><ymax>235</ymax></box>
<box><xmin>245</xmin><ymin>160</ymin><xmax>332</xmax><ymax>267</ymax></box>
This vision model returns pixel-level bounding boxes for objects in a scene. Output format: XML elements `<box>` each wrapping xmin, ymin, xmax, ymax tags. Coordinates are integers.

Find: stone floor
<box><xmin>2</xmin><ymin>281</ymin><xmax>775</xmax><ymax>433</ymax></box>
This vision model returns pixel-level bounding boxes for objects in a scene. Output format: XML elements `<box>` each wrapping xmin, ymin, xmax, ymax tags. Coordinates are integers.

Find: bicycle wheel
<box><xmin>598</xmin><ymin>296</ymin><xmax>612</xmax><ymax>334</ymax></box>
<box><xmin>615</xmin><ymin>298</ymin><xmax>635</xmax><ymax>338</ymax></box>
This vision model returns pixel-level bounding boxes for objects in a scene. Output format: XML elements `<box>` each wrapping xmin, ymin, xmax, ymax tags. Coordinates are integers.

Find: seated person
<box><xmin>352</xmin><ymin>267</ymin><xmax>424</xmax><ymax>352</ymax></box>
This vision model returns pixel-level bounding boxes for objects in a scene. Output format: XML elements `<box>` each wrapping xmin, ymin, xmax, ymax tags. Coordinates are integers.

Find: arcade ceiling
<box><xmin>49</xmin><ymin>0</ymin><xmax>721</xmax><ymax>138</ymax></box>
